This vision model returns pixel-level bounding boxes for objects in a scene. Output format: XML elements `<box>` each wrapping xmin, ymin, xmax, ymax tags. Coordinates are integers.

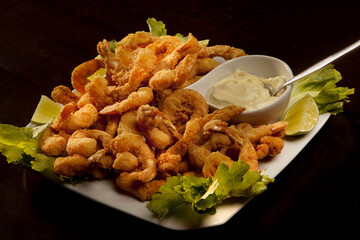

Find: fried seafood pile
<box><xmin>40</xmin><ymin>31</ymin><xmax>286</xmax><ymax>201</ymax></box>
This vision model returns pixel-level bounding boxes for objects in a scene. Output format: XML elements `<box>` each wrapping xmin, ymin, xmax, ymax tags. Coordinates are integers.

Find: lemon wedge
<box><xmin>88</xmin><ymin>68</ymin><xmax>106</xmax><ymax>80</ymax></box>
<box><xmin>283</xmin><ymin>94</ymin><xmax>319</xmax><ymax>136</ymax></box>
<box><xmin>31</xmin><ymin>95</ymin><xmax>63</xmax><ymax>124</ymax></box>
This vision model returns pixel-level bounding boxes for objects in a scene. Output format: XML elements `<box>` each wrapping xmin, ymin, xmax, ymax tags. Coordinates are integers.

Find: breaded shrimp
<box><xmin>116</xmin><ymin>173</ymin><xmax>165</xmax><ymax>201</ymax></box>
<box><xmin>66</xmin><ymin>129</ymin><xmax>112</xmax><ymax>157</ymax></box>
<box><xmin>110</xmin><ymin>132</ymin><xmax>157</xmax><ymax>183</ymax></box>
<box><xmin>53</xmin><ymin>154</ymin><xmax>91</xmax><ymax>177</ymax></box>
<box><xmin>100</xmin><ymin>87</ymin><xmax>154</xmax><ymax>115</ymax></box>
<box><xmin>113</xmin><ymin>152</ymin><xmax>139</xmax><ymax>171</ymax></box>
<box><xmin>51</xmin><ymin>102</ymin><xmax>77</xmax><ymax>131</ymax></box>
<box><xmin>188</xmin><ymin>133</ymin><xmax>232</xmax><ymax>170</ymax></box>
<box><xmin>136</xmin><ymin>104</ymin><xmax>182</xmax><ymax>149</ymax></box>
<box><xmin>259</xmin><ymin>136</ymin><xmax>284</xmax><ymax>156</ymax></box>
<box><xmin>239</xmin><ymin>138</ymin><xmax>259</xmax><ymax>171</ymax></box>
<box><xmin>38</xmin><ymin>126</ymin><xmax>68</xmax><ymax>156</ymax></box>
<box><xmin>117</xmin><ymin>110</ymin><xmax>142</xmax><ymax>136</ymax></box>
<box><xmin>202</xmin><ymin>151</ymin><xmax>234</xmax><ymax>178</ymax></box>
<box><xmin>71</xmin><ymin>59</ymin><xmax>104</xmax><ymax>94</ymax></box>
<box><xmin>85</xmin><ymin>76</ymin><xmax>115</xmax><ymax>109</ymax></box>
<box><xmin>235</xmin><ymin>121</ymin><xmax>288</xmax><ymax>143</ymax></box>
<box><xmin>61</xmin><ymin>104</ymin><xmax>99</xmax><ymax>133</ymax></box>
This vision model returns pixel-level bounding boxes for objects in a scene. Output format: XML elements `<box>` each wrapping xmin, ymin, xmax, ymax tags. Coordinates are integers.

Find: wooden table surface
<box><xmin>1</xmin><ymin>0</ymin><xmax>359</xmax><ymax>238</ymax></box>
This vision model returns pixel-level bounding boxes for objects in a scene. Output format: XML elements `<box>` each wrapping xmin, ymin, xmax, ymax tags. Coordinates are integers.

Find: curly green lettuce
<box><xmin>146</xmin><ymin>18</ymin><xmax>167</xmax><ymax>37</ymax></box>
<box><xmin>290</xmin><ymin>64</ymin><xmax>355</xmax><ymax>115</ymax></box>
<box><xmin>0</xmin><ymin>123</ymin><xmax>55</xmax><ymax>172</ymax></box>
<box><xmin>147</xmin><ymin>161</ymin><xmax>273</xmax><ymax>219</ymax></box>
<box><xmin>147</xmin><ymin>17</ymin><xmax>209</xmax><ymax>46</ymax></box>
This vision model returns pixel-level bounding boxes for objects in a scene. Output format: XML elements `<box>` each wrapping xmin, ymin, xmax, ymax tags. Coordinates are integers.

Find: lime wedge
<box><xmin>31</xmin><ymin>95</ymin><xmax>63</xmax><ymax>124</ymax></box>
<box><xmin>283</xmin><ymin>94</ymin><xmax>319</xmax><ymax>136</ymax></box>
<box><xmin>88</xmin><ymin>68</ymin><xmax>106</xmax><ymax>80</ymax></box>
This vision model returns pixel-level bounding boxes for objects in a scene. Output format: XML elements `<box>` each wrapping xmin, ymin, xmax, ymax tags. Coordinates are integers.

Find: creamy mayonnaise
<box><xmin>206</xmin><ymin>69</ymin><xmax>286</xmax><ymax>111</ymax></box>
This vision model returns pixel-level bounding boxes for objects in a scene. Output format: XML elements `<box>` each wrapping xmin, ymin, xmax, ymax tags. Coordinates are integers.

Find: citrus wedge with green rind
<box><xmin>283</xmin><ymin>94</ymin><xmax>319</xmax><ymax>136</ymax></box>
<box><xmin>31</xmin><ymin>95</ymin><xmax>63</xmax><ymax>124</ymax></box>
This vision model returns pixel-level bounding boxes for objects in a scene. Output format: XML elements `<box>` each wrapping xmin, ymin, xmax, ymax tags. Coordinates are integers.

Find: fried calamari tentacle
<box><xmin>172</xmin><ymin>53</ymin><xmax>198</xmax><ymax>89</ymax></box>
<box><xmin>157</xmin><ymin>117</ymin><xmax>203</xmax><ymax>174</ymax></box>
<box><xmin>158</xmin><ymin>105</ymin><xmax>246</xmax><ymax>175</ymax></box>
<box><xmin>148</xmin><ymin>53</ymin><xmax>198</xmax><ymax>91</ymax></box>
<box><xmin>195</xmin><ymin>58</ymin><xmax>221</xmax><ymax>75</ymax></box>
<box><xmin>100</xmin><ymin>87</ymin><xmax>154</xmax><ymax>115</ymax></box>
<box><xmin>203</xmin><ymin>105</ymin><xmax>246</xmax><ymax>123</ymax></box>
<box><xmin>183</xmin><ymin>57</ymin><xmax>221</xmax><ymax>87</ymax></box>
<box><xmin>105</xmin><ymin>115</ymin><xmax>120</xmax><ymax>138</ymax></box>
<box><xmin>88</xmin><ymin>149</ymin><xmax>114</xmax><ymax>169</ymax></box>
<box><xmin>97</xmin><ymin>39</ymin><xmax>130</xmax><ymax>85</ymax></box>
<box><xmin>116</xmin><ymin>31</ymin><xmax>160</xmax><ymax>53</ymax></box>
<box><xmin>148</xmin><ymin>69</ymin><xmax>175</xmax><ymax>91</ymax></box>
<box><xmin>146</xmin><ymin>35</ymin><xmax>181</xmax><ymax>61</ymax></box>
<box><xmin>206</xmin><ymin>45</ymin><xmax>246</xmax><ymax>60</ymax></box>
<box><xmin>98</xmin><ymin>34</ymin><xmax>158</xmax><ymax>87</ymax></box>
<box><xmin>51</xmin><ymin>85</ymin><xmax>80</xmax><ymax>105</ymax></box>
<box><xmin>152</xmin><ymin>33</ymin><xmax>201</xmax><ymax>73</ymax></box>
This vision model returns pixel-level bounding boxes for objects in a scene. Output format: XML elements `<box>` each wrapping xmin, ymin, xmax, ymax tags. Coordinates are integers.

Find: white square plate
<box><xmin>51</xmin><ymin>113</ymin><xmax>330</xmax><ymax>230</ymax></box>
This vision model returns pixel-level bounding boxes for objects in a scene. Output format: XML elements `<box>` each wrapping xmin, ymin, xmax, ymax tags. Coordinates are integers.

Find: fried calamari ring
<box><xmin>160</xmin><ymin>88</ymin><xmax>208</xmax><ymax>133</ymax></box>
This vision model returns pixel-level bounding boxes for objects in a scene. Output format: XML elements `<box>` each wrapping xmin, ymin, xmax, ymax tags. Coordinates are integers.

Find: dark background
<box><xmin>1</xmin><ymin>0</ymin><xmax>359</xmax><ymax>238</ymax></box>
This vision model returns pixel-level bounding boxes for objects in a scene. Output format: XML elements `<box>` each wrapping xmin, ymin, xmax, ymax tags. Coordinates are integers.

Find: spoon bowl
<box><xmin>186</xmin><ymin>55</ymin><xmax>293</xmax><ymax>124</ymax></box>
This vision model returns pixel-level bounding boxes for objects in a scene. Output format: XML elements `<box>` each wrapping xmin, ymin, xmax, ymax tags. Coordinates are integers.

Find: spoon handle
<box><xmin>277</xmin><ymin>39</ymin><xmax>360</xmax><ymax>93</ymax></box>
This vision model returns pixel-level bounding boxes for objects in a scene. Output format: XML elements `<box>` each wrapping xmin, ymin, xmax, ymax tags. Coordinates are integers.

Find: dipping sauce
<box><xmin>206</xmin><ymin>69</ymin><xmax>286</xmax><ymax>111</ymax></box>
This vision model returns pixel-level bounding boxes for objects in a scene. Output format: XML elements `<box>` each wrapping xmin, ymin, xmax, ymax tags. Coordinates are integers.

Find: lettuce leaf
<box><xmin>108</xmin><ymin>40</ymin><xmax>117</xmax><ymax>53</ymax></box>
<box><xmin>0</xmin><ymin>123</ymin><xmax>55</xmax><ymax>172</ymax></box>
<box><xmin>147</xmin><ymin>18</ymin><xmax>167</xmax><ymax>37</ymax></box>
<box><xmin>174</xmin><ymin>33</ymin><xmax>209</xmax><ymax>46</ymax></box>
<box><xmin>147</xmin><ymin>161</ymin><xmax>273</xmax><ymax>219</ymax></box>
<box><xmin>147</xmin><ymin>18</ymin><xmax>209</xmax><ymax>46</ymax></box>
<box><xmin>289</xmin><ymin>64</ymin><xmax>355</xmax><ymax>115</ymax></box>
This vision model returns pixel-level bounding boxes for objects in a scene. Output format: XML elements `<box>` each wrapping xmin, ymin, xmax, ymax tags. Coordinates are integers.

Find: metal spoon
<box><xmin>265</xmin><ymin>39</ymin><xmax>360</xmax><ymax>96</ymax></box>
